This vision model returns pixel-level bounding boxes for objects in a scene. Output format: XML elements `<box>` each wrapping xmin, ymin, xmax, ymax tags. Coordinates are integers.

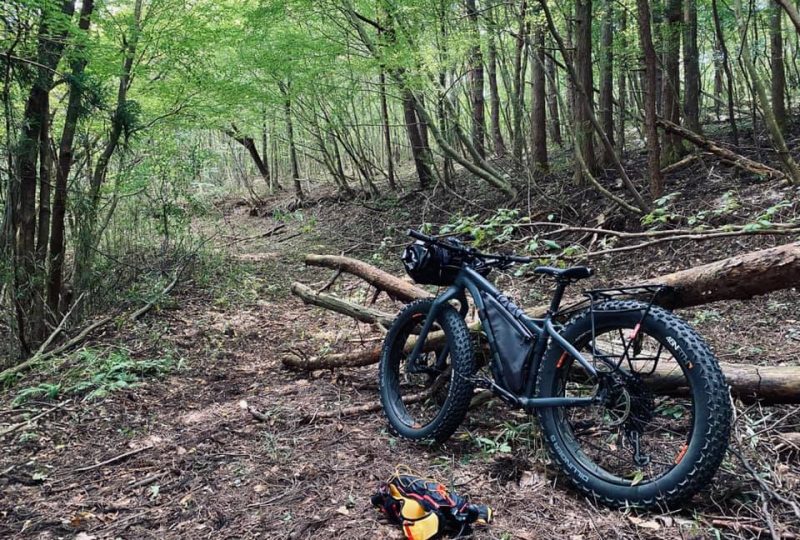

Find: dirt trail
<box><xmin>1</xmin><ymin>202</ymin><xmax>798</xmax><ymax>540</ymax></box>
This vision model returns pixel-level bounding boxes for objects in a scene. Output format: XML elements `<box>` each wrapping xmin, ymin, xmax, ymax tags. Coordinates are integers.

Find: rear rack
<box><xmin>583</xmin><ymin>284</ymin><xmax>670</xmax><ymax>303</ymax></box>
<box><xmin>592</xmin><ymin>284</ymin><xmax>669</xmax><ymax>373</ymax></box>
<box><xmin>555</xmin><ymin>284</ymin><xmax>673</xmax><ymax>374</ymax></box>
<box><xmin>553</xmin><ymin>284</ymin><xmax>672</xmax><ymax>321</ymax></box>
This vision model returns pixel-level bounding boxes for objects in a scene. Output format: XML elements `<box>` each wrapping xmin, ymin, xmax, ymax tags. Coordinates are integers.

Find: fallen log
<box><xmin>657</xmin><ymin>118</ymin><xmax>785</xmax><ymax>180</ymax></box>
<box><xmin>645</xmin><ymin>362</ymin><xmax>800</xmax><ymax>404</ymax></box>
<box><xmin>291</xmin><ymin>282</ymin><xmax>395</xmax><ymax>328</ymax></box>
<box><xmin>643</xmin><ymin>241</ymin><xmax>800</xmax><ymax>309</ymax></box>
<box><xmin>283</xmin><ymin>347</ymin><xmax>385</xmax><ymax>371</ymax></box>
<box><xmin>304</xmin><ymin>254</ymin><xmax>430</xmax><ymax>302</ymax></box>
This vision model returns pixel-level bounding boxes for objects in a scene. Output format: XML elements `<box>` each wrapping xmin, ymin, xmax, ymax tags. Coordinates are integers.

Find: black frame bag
<box><xmin>481</xmin><ymin>293</ymin><xmax>536</xmax><ymax>394</ymax></box>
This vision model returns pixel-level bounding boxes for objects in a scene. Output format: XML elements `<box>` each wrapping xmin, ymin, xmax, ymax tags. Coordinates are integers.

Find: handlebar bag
<box><xmin>402</xmin><ymin>242</ymin><xmax>461</xmax><ymax>286</ymax></box>
<box><xmin>482</xmin><ymin>293</ymin><xmax>535</xmax><ymax>394</ymax></box>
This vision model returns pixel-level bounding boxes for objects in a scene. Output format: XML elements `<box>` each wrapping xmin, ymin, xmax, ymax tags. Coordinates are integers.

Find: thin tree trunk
<box><xmin>530</xmin><ymin>27</ymin><xmax>548</xmax><ymax>171</ymax></box>
<box><xmin>378</xmin><ymin>68</ymin><xmax>397</xmax><ymax>190</ymax></box>
<box><xmin>546</xmin><ymin>48</ymin><xmax>563</xmax><ymax>146</ymax></box>
<box><xmin>616</xmin><ymin>8</ymin><xmax>627</xmax><ymax>153</ymax></box>
<box><xmin>662</xmin><ymin>0</ymin><xmax>683</xmax><ymax>165</ymax></box>
<box><xmin>574</xmin><ymin>0</ymin><xmax>597</xmax><ymax>183</ymax></box>
<box><xmin>511</xmin><ymin>1</ymin><xmax>529</xmax><ymax>161</ymax></box>
<box><xmin>224</xmin><ymin>125</ymin><xmax>272</xmax><ymax>187</ymax></box>
<box><xmin>283</xmin><ymin>96</ymin><xmax>304</xmax><ymax>199</ymax></box>
<box><xmin>487</xmin><ymin>29</ymin><xmax>506</xmax><ymax>156</ymax></box>
<box><xmin>712</xmin><ymin>0</ymin><xmax>739</xmax><ymax>145</ymax></box>
<box><xmin>435</xmin><ymin>4</ymin><xmax>454</xmax><ymax>185</ymax></box>
<box><xmin>36</xmin><ymin>96</ymin><xmax>51</xmax><ymax>265</ymax></box>
<box><xmin>683</xmin><ymin>0</ymin><xmax>701</xmax><ymax>133</ymax></box>
<box><xmin>74</xmin><ymin>0</ymin><xmax>141</xmax><ymax>296</ymax></box>
<box><xmin>466</xmin><ymin>0</ymin><xmax>486</xmax><ymax>159</ymax></box>
<box><xmin>403</xmin><ymin>91</ymin><xmax>433</xmax><ymax>189</ymax></box>
<box><xmin>713</xmin><ymin>35</ymin><xmax>723</xmax><ymax>120</ymax></box>
<box><xmin>771</xmin><ymin>4</ymin><xmax>787</xmax><ymax>132</ymax></box>
<box><xmin>636</xmin><ymin>0</ymin><xmax>665</xmax><ymax>198</ymax></box>
<box><xmin>599</xmin><ymin>0</ymin><xmax>615</xmax><ymax>165</ymax></box>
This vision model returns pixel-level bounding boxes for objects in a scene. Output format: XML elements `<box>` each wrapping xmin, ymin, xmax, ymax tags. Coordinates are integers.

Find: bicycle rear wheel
<box><xmin>379</xmin><ymin>299</ymin><xmax>475</xmax><ymax>443</ymax></box>
<box><xmin>536</xmin><ymin>300</ymin><xmax>731</xmax><ymax>508</ymax></box>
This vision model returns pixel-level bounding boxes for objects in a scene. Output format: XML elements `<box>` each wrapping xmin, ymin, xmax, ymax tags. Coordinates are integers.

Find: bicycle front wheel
<box><xmin>536</xmin><ymin>300</ymin><xmax>731</xmax><ymax>508</ymax></box>
<box><xmin>379</xmin><ymin>299</ymin><xmax>475</xmax><ymax>443</ymax></box>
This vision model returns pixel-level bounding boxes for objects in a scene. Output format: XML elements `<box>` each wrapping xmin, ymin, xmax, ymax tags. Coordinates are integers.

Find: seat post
<box><xmin>548</xmin><ymin>280</ymin><xmax>569</xmax><ymax>314</ymax></box>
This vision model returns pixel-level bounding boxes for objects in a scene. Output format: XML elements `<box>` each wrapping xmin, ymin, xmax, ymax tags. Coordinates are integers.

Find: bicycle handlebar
<box><xmin>407</xmin><ymin>229</ymin><xmax>533</xmax><ymax>266</ymax></box>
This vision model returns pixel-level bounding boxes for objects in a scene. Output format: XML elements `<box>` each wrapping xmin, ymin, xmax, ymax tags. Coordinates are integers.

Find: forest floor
<box><xmin>2</xmin><ymin>147</ymin><xmax>800</xmax><ymax>539</ymax></box>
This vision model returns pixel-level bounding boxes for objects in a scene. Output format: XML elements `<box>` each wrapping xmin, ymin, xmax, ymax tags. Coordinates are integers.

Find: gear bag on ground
<box><xmin>371</xmin><ymin>472</ymin><xmax>493</xmax><ymax>539</ymax></box>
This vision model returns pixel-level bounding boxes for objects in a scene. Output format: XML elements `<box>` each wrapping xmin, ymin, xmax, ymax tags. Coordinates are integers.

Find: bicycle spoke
<box><xmin>558</xmin><ymin>326</ymin><xmax>695</xmax><ymax>485</ymax></box>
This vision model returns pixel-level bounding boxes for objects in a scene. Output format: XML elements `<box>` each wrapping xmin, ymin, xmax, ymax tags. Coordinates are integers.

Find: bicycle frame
<box><xmin>407</xmin><ymin>265</ymin><xmax>600</xmax><ymax>411</ymax></box>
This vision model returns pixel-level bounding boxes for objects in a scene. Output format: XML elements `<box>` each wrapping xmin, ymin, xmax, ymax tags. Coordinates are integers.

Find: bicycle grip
<box><xmin>407</xmin><ymin>229</ymin><xmax>435</xmax><ymax>243</ymax></box>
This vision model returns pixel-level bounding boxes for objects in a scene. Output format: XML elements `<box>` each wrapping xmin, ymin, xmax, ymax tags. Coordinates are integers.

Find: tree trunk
<box><xmin>304</xmin><ymin>253</ymin><xmax>430</xmax><ymax>302</ymax></box>
<box><xmin>662</xmin><ymin>0</ymin><xmax>683</xmax><ymax>166</ymax></box>
<box><xmin>48</xmin><ymin>0</ymin><xmax>94</xmax><ymax>317</ymax></box>
<box><xmin>283</xmin><ymin>94</ymin><xmax>304</xmax><ymax>199</ymax></box>
<box><xmin>511</xmin><ymin>1</ymin><xmax>529</xmax><ymax>162</ymax></box>
<box><xmin>466</xmin><ymin>0</ymin><xmax>486</xmax><ymax>159</ymax></box>
<box><xmin>712</xmin><ymin>0</ymin><xmax>739</xmax><ymax>145</ymax></box>
<box><xmin>36</xmin><ymin>94</ymin><xmax>52</xmax><ymax>266</ymax></box>
<box><xmin>291</xmin><ymin>282</ymin><xmax>395</xmax><ymax>328</ymax></box>
<box><xmin>616</xmin><ymin>8</ymin><xmax>627</xmax><ymax>153</ymax></box>
<box><xmin>487</xmin><ymin>29</ymin><xmax>506</xmax><ymax>156</ymax></box>
<box><xmin>378</xmin><ymin>68</ymin><xmax>397</xmax><ymax>190</ymax></box>
<box><xmin>771</xmin><ymin>4</ymin><xmax>787</xmax><ymax>132</ymax></box>
<box><xmin>683</xmin><ymin>0</ymin><xmax>701</xmax><ymax>133</ymax></box>
<box><xmin>546</xmin><ymin>48</ymin><xmax>563</xmax><ymax>147</ymax></box>
<box><xmin>224</xmin><ymin>125</ymin><xmax>272</xmax><ymax>187</ymax></box>
<box><xmin>538</xmin><ymin>0</ymin><xmax>649</xmax><ymax>213</ymax></box>
<box><xmin>636</xmin><ymin>0</ymin><xmax>664</xmax><ymax>198</ymax></box>
<box><xmin>713</xmin><ymin>35</ymin><xmax>723</xmax><ymax>120</ymax></box>
<box><xmin>530</xmin><ymin>27</ymin><xmax>548</xmax><ymax>171</ymax></box>
<box><xmin>574</xmin><ymin>0</ymin><xmax>597</xmax><ymax>182</ymax></box>
<box><xmin>643</xmin><ymin>241</ymin><xmax>800</xmax><ymax>308</ymax></box>
<box><xmin>402</xmin><ymin>91</ymin><xmax>433</xmax><ymax>189</ymax></box>
<box><xmin>599</xmin><ymin>0</ymin><xmax>615</xmax><ymax>165</ymax></box>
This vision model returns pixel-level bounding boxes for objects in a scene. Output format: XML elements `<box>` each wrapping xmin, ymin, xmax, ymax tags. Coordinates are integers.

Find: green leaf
<box><xmin>543</xmin><ymin>240</ymin><xmax>560</xmax><ymax>250</ymax></box>
<box><xmin>630</xmin><ymin>470</ymin><xmax>644</xmax><ymax>486</ymax></box>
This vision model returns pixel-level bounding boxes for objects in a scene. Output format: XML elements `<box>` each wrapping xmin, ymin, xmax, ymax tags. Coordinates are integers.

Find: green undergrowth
<box><xmin>11</xmin><ymin>347</ymin><xmax>182</xmax><ymax>406</ymax></box>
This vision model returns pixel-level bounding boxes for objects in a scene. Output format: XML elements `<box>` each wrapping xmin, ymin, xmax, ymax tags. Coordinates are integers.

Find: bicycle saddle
<box><xmin>533</xmin><ymin>266</ymin><xmax>593</xmax><ymax>281</ymax></box>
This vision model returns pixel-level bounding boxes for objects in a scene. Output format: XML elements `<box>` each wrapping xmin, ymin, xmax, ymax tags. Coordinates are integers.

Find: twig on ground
<box><xmin>0</xmin><ymin>399</ymin><xmax>72</xmax><ymax>439</ymax></box>
<box><xmin>710</xmin><ymin>518</ymin><xmax>797</xmax><ymax>539</ymax></box>
<box><xmin>73</xmin><ymin>445</ymin><xmax>154</xmax><ymax>473</ymax></box>
<box><xmin>318</xmin><ymin>269</ymin><xmax>343</xmax><ymax>293</ymax></box>
<box><xmin>223</xmin><ymin>223</ymin><xmax>286</xmax><ymax>245</ymax></box>
<box><xmin>277</xmin><ymin>232</ymin><xmax>303</xmax><ymax>243</ymax></box>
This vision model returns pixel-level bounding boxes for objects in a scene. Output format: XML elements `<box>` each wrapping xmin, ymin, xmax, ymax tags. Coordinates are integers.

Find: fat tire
<box><xmin>379</xmin><ymin>299</ymin><xmax>475</xmax><ymax>443</ymax></box>
<box><xmin>536</xmin><ymin>300</ymin><xmax>731</xmax><ymax>508</ymax></box>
